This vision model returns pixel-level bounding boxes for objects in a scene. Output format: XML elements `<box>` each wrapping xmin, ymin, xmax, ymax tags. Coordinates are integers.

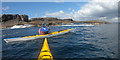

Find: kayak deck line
<box><xmin>4</xmin><ymin>29</ymin><xmax>72</xmax><ymax>43</ymax></box>
<box><xmin>22</xmin><ymin>35</ymin><xmax>47</xmax><ymax>38</ymax></box>
<box><xmin>23</xmin><ymin>29</ymin><xmax>71</xmax><ymax>38</ymax></box>
<box><xmin>38</xmin><ymin>38</ymin><xmax>53</xmax><ymax>60</ymax></box>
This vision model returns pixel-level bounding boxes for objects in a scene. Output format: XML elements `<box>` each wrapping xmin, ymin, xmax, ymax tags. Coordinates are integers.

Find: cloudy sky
<box><xmin>2</xmin><ymin>0</ymin><xmax>119</xmax><ymax>22</ymax></box>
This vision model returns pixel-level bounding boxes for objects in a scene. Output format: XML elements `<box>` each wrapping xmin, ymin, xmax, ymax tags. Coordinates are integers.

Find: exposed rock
<box><xmin>20</xmin><ymin>15</ymin><xmax>29</xmax><ymax>22</ymax></box>
<box><xmin>1</xmin><ymin>14</ymin><xmax>29</xmax><ymax>22</ymax></box>
<box><xmin>1</xmin><ymin>14</ymin><xmax>29</xmax><ymax>28</ymax></box>
<box><xmin>1</xmin><ymin>14</ymin><xmax>111</xmax><ymax>29</ymax></box>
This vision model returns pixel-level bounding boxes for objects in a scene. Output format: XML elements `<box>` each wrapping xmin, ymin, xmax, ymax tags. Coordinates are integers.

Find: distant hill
<box><xmin>1</xmin><ymin>14</ymin><xmax>111</xmax><ymax>28</ymax></box>
<box><xmin>72</xmin><ymin>20</ymin><xmax>111</xmax><ymax>24</ymax></box>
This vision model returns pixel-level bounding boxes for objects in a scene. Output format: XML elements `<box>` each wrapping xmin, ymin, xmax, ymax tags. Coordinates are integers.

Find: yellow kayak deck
<box><xmin>38</xmin><ymin>38</ymin><xmax>53</xmax><ymax>60</ymax></box>
<box><xmin>23</xmin><ymin>29</ymin><xmax>71</xmax><ymax>38</ymax></box>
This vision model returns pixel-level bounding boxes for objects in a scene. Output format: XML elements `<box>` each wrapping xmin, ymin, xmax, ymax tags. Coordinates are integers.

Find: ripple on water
<box><xmin>2</xmin><ymin>24</ymin><xmax>118</xmax><ymax>59</ymax></box>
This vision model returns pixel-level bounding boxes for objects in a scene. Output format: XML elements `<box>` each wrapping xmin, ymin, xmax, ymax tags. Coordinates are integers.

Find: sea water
<box><xmin>2</xmin><ymin>24</ymin><xmax>118</xmax><ymax>59</ymax></box>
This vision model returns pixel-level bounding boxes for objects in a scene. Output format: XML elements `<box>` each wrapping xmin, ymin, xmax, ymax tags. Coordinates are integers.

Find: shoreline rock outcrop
<box><xmin>0</xmin><ymin>14</ymin><xmax>111</xmax><ymax>28</ymax></box>
<box><xmin>0</xmin><ymin>14</ymin><xmax>29</xmax><ymax>28</ymax></box>
<box><xmin>1</xmin><ymin>14</ymin><xmax>29</xmax><ymax>22</ymax></box>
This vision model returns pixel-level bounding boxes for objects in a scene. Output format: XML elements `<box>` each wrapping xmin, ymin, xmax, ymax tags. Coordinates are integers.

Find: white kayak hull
<box><xmin>4</xmin><ymin>29</ymin><xmax>73</xmax><ymax>43</ymax></box>
<box><xmin>61</xmin><ymin>24</ymin><xmax>94</xmax><ymax>26</ymax></box>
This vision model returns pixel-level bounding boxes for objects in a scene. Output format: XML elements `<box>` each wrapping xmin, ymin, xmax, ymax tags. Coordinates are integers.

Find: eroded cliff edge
<box><xmin>0</xmin><ymin>14</ymin><xmax>111</xmax><ymax>28</ymax></box>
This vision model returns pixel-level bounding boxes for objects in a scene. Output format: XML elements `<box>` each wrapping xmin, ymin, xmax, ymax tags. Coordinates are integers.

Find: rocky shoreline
<box><xmin>0</xmin><ymin>14</ymin><xmax>111</xmax><ymax>29</ymax></box>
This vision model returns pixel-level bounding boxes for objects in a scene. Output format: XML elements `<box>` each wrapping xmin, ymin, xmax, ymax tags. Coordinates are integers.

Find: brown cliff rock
<box><xmin>1</xmin><ymin>14</ymin><xmax>29</xmax><ymax>28</ymax></box>
<box><xmin>1</xmin><ymin>14</ymin><xmax>29</xmax><ymax>22</ymax></box>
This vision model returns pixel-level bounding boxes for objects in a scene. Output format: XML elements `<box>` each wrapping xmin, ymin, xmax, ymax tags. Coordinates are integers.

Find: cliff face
<box><xmin>0</xmin><ymin>14</ymin><xmax>73</xmax><ymax>28</ymax></box>
<box><xmin>1</xmin><ymin>14</ymin><xmax>29</xmax><ymax>22</ymax></box>
<box><xmin>1</xmin><ymin>14</ymin><xmax>29</xmax><ymax>28</ymax></box>
<box><xmin>1</xmin><ymin>14</ymin><xmax>111</xmax><ymax>28</ymax></box>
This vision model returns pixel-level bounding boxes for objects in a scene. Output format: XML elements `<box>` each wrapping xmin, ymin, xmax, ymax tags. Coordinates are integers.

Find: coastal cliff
<box><xmin>1</xmin><ymin>14</ymin><xmax>29</xmax><ymax>28</ymax></box>
<box><xmin>0</xmin><ymin>14</ymin><xmax>111</xmax><ymax>28</ymax></box>
<box><xmin>1</xmin><ymin>14</ymin><xmax>29</xmax><ymax>22</ymax></box>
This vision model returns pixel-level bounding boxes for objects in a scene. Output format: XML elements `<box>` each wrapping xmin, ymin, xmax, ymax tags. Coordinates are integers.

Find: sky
<box><xmin>2</xmin><ymin>2</ymin><xmax>87</xmax><ymax>19</ymax></box>
<box><xmin>2</xmin><ymin>0</ymin><xmax>119</xmax><ymax>22</ymax></box>
<box><xmin>2</xmin><ymin>0</ymin><xmax>91</xmax><ymax>2</ymax></box>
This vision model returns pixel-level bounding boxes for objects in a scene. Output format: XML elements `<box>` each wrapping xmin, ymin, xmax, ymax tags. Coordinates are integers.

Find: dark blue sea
<box><xmin>2</xmin><ymin>24</ymin><xmax>118</xmax><ymax>60</ymax></box>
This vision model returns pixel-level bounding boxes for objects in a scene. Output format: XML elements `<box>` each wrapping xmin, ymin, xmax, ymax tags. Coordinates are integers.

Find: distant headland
<box><xmin>0</xmin><ymin>14</ymin><xmax>111</xmax><ymax>28</ymax></box>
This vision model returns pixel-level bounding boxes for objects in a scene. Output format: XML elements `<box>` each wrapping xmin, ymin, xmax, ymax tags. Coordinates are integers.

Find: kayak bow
<box><xmin>38</xmin><ymin>38</ymin><xmax>53</xmax><ymax>60</ymax></box>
